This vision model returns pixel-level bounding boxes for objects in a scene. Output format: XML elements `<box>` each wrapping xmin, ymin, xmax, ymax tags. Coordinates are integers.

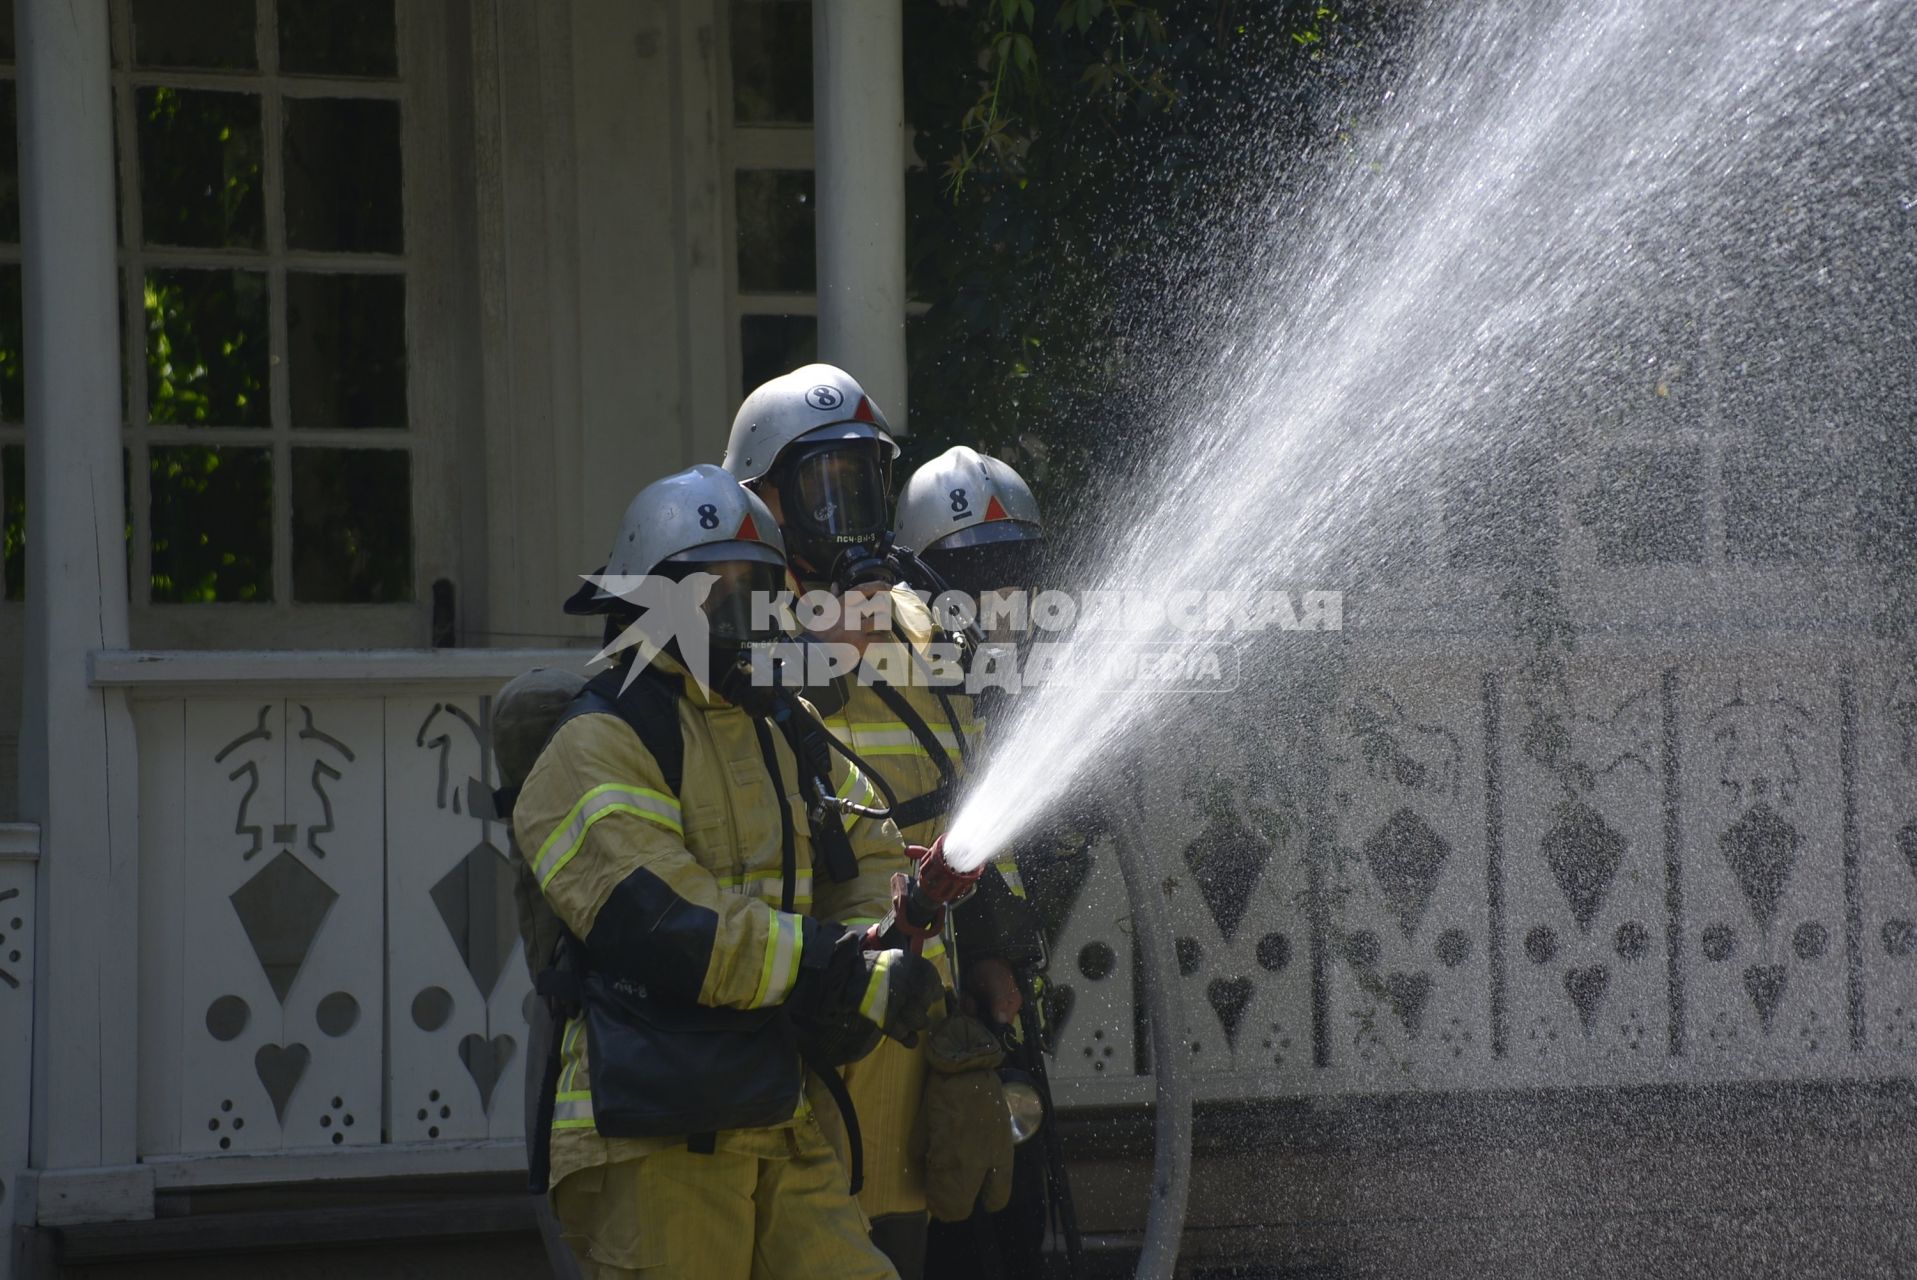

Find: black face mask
<box><xmin>920</xmin><ymin>539</ymin><xmax>1043</xmax><ymax>603</ymax></box>
<box><xmin>771</xmin><ymin>440</ymin><xmax>891</xmax><ymax>576</ymax></box>
<box><xmin>696</xmin><ymin>560</ymin><xmax>786</xmax><ymax>645</ymax></box>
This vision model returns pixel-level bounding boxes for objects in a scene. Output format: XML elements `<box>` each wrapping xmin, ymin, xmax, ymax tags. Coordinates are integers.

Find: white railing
<box><xmin>100</xmin><ymin>650</ymin><xmax>580</xmax><ymax>1175</ymax></box>
<box><xmin>1045</xmin><ymin>645</ymin><xmax>1917</xmax><ymax>1104</ymax></box>
<box><xmin>85</xmin><ymin>642</ymin><xmax>1917</xmax><ymax>1180</ymax></box>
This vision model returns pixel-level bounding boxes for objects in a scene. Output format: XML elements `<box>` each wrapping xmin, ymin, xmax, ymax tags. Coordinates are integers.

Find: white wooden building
<box><xmin>2</xmin><ymin>0</ymin><xmax>918</xmax><ymax>1273</ymax></box>
<box><xmin>5</xmin><ymin>2</ymin><xmax>1917</xmax><ymax>1277</ymax></box>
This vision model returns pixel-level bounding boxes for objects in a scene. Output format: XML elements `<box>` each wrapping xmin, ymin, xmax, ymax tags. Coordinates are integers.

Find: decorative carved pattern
<box><xmin>0</xmin><ymin>887</ymin><xmax>21</xmax><ymax>992</ymax></box>
<box><xmin>230</xmin><ymin>852</ymin><xmax>338</xmax><ymax>1004</ymax></box>
<box><xmin>387</xmin><ymin>695</ymin><xmax>531</xmax><ymax>1138</ymax></box>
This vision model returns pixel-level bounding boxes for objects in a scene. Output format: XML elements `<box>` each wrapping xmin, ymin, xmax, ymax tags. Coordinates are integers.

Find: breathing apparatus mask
<box><xmin>631</xmin><ymin>554</ymin><xmax>786</xmax><ymax>697</ymax></box>
<box><xmin>913</xmin><ymin>522</ymin><xmax>1046</xmax><ymax>660</ymax></box>
<box><xmin>765</xmin><ymin>438</ymin><xmax>895</xmax><ymax>589</ymax></box>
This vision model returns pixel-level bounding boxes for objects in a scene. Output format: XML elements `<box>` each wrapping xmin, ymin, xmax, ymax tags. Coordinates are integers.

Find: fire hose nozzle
<box><xmin>863</xmin><ymin>834</ymin><xmax>983</xmax><ymax>955</ymax></box>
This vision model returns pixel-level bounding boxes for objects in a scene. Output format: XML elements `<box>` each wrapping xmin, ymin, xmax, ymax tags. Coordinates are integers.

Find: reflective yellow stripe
<box><xmin>534</xmin><ymin>783</ymin><xmax>684</xmax><ymax>889</ymax></box>
<box><xmin>749</xmin><ymin>911</ymin><xmax>806</xmax><ymax>1009</ymax></box>
<box><xmin>717</xmin><ymin>868</ymin><xmax>815</xmax><ymax>909</ymax></box>
<box><xmin>836</xmin><ymin>767</ymin><xmax>880</xmax><ymax>832</ymax></box>
<box><xmin>558</xmin><ymin>1018</ymin><xmax>584</xmax><ymax>1093</ymax></box>
<box><xmin>552</xmin><ymin>1089</ymin><xmax>594</xmax><ymax>1130</ymax></box>
<box><xmin>995</xmin><ymin>859</ymin><xmax>1027</xmax><ymax>899</ymax></box>
<box><xmin>859</xmin><ymin>948</ymin><xmax>897</xmax><ymax>1022</ymax></box>
<box><xmin>843</xmin><ymin>918</ymin><xmax>945</xmax><ymax>963</ymax></box>
<box><xmin>841</xmin><ymin>720</ymin><xmax>971</xmax><ymax>756</ymax></box>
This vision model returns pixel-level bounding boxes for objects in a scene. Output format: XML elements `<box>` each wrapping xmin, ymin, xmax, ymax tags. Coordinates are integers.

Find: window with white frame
<box><xmin>0</xmin><ymin>0</ymin><xmax>451</xmax><ymax>639</ymax></box>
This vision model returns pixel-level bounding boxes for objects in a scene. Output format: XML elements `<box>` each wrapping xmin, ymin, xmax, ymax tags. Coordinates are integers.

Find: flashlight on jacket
<box><xmin>863</xmin><ymin>834</ymin><xmax>983</xmax><ymax>957</ymax></box>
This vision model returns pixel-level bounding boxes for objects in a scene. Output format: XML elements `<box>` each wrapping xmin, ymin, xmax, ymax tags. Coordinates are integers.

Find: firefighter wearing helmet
<box><xmin>897</xmin><ymin>447</ymin><xmax>1067</xmax><ymax>1280</ymax></box>
<box><xmin>723</xmin><ymin>369</ymin><xmax>1026</xmax><ymax>1278</ymax></box>
<box><xmin>511</xmin><ymin>463</ymin><xmax>941</xmax><ymax>1278</ymax></box>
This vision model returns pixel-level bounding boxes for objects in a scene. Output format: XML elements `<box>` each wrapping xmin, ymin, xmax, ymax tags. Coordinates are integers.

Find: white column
<box><xmin>17</xmin><ymin>0</ymin><xmax>141</xmax><ymax>1173</ymax></box>
<box><xmin>812</xmin><ymin>0</ymin><xmax>907</xmax><ymax>428</ymax></box>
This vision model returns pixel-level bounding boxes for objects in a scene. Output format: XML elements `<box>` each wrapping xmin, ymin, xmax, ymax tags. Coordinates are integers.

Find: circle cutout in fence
<box><xmin>412</xmin><ymin>986</ymin><xmax>454</xmax><ymax>1032</ymax></box>
<box><xmin>206</xmin><ymin>995</ymin><xmax>250</xmax><ymax>1042</ymax></box>
<box><xmin>317</xmin><ymin>991</ymin><xmax>360</xmax><ymax>1037</ymax></box>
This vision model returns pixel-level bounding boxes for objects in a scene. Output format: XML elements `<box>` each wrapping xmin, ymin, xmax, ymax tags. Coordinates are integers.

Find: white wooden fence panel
<box><xmin>1048</xmin><ymin>844</ymin><xmax>1136</xmax><ymax>1081</ymax></box>
<box><xmin>385</xmin><ymin>693</ymin><xmax>532</xmax><ymax>1145</ymax></box>
<box><xmin>1680</xmin><ymin>658</ymin><xmax>1848</xmax><ymax>1076</ymax></box>
<box><xmin>177</xmin><ymin>700</ymin><xmax>383</xmax><ymax>1154</ymax></box>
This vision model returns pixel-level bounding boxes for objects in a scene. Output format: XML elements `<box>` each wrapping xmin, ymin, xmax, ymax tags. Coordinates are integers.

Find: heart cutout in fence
<box><xmin>1206</xmin><ymin>977</ymin><xmax>1254</xmax><ymax>1049</ymax></box>
<box><xmin>1563</xmin><ymin>965</ymin><xmax>1612</xmax><ymax>1033</ymax></box>
<box><xmin>1046</xmin><ymin>984</ymin><xmax>1076</xmax><ymax>1040</ymax></box>
<box><xmin>459</xmin><ymin>1032</ymin><xmax>518</xmax><ymax>1113</ymax></box>
<box><xmin>254</xmin><ymin>1041</ymin><xmax>310</xmax><ymax>1124</ymax></box>
<box><xmin>1384</xmin><ymin>971</ymin><xmax>1433</xmax><ymax>1038</ymax></box>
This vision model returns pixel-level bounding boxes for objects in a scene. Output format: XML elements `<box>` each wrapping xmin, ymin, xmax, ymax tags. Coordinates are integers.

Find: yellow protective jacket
<box><xmin>824</xmin><ymin>586</ymin><xmax>1038</xmax><ymax>1221</ymax></box>
<box><xmin>825</xmin><ymin>587</ymin><xmax>1028</xmax><ymax>917</ymax></box>
<box><xmin>511</xmin><ymin>657</ymin><xmax>904</xmax><ymax>1188</ymax></box>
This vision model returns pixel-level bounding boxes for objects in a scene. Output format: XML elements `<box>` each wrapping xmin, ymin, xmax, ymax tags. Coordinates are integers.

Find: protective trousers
<box><xmin>551</xmin><ymin>1135</ymin><xmax>898</xmax><ymax>1280</ymax></box>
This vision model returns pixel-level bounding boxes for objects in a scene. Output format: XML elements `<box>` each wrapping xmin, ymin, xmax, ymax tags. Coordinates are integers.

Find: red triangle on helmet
<box><xmin>737</xmin><ymin>512</ymin><xmax>761</xmax><ymax>541</ymax></box>
<box><xmin>983</xmin><ymin>495</ymin><xmax>1010</xmax><ymax>522</ymax></box>
<box><xmin>852</xmin><ymin>396</ymin><xmax>878</xmax><ymax>424</ymax></box>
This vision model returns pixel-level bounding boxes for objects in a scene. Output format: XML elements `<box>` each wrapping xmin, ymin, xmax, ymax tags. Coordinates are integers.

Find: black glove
<box><xmin>789</xmin><ymin>928</ymin><xmax>943</xmax><ymax>1063</ymax></box>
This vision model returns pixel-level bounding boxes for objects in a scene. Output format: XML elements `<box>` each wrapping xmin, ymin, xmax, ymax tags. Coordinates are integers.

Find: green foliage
<box><xmin>902</xmin><ymin>1</ymin><xmax>1404</xmax><ymax>521</ymax></box>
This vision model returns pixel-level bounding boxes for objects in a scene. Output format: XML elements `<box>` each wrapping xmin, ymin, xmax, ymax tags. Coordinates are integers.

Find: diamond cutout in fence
<box><xmin>230</xmin><ymin>851</ymin><xmax>339</xmax><ymax>1004</ymax></box>
<box><xmin>432</xmin><ymin>841</ymin><xmax>521</xmax><ymax>998</ymax></box>
<box><xmin>1183</xmin><ymin>815</ymin><xmax>1274</xmax><ymax>943</ymax></box>
<box><xmin>1363</xmin><ymin>807</ymin><xmax>1451</xmax><ymax>941</ymax></box>
<box><xmin>1543</xmin><ymin>800</ymin><xmax>1626</xmax><ymax>932</ymax></box>
<box><xmin>1718</xmin><ymin>802</ymin><xmax>1801</xmax><ymax>930</ymax></box>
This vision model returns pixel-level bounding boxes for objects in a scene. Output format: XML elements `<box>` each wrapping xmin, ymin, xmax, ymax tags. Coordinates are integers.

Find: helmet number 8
<box><xmin>697</xmin><ymin>503</ymin><xmax>720</xmax><ymax>530</ymax></box>
<box><xmin>949</xmin><ymin>487</ymin><xmax>970</xmax><ymax>520</ymax></box>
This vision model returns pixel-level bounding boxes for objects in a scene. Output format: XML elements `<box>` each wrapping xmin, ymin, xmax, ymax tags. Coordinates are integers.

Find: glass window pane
<box><xmin>149</xmin><ymin>444</ymin><xmax>272</xmax><ymax>603</ymax></box>
<box><xmin>740</xmin><ymin>314</ymin><xmax>816</xmax><ymax>396</ymax></box>
<box><xmin>3</xmin><ymin>443</ymin><xmax>21</xmax><ymax>601</ymax></box>
<box><xmin>1578</xmin><ymin>447</ymin><xmax>1705</xmax><ymax>566</ymax></box>
<box><xmin>735</xmin><ymin>170</ymin><xmax>815</xmax><ymax>293</ymax></box>
<box><xmin>278</xmin><ymin>0</ymin><xmax>397</xmax><ymax>77</ymax></box>
<box><xmin>0</xmin><ymin>1</ymin><xmax>14</xmax><ymax>64</ymax></box>
<box><xmin>0</xmin><ymin>82</ymin><xmax>18</xmax><ymax>242</ymax></box>
<box><xmin>1724</xmin><ymin>446</ymin><xmax>1850</xmax><ymax>563</ymax></box>
<box><xmin>0</xmin><ymin>265</ymin><xmax>21</xmax><ymax>423</ymax></box>
<box><xmin>731</xmin><ymin>0</ymin><xmax>812</xmax><ymax>124</ymax></box>
<box><xmin>292</xmin><ymin>447</ymin><xmax>410</xmax><ymax>602</ymax></box>
<box><xmin>137</xmin><ymin>87</ymin><xmax>265</xmax><ymax>249</ymax></box>
<box><xmin>287</xmin><ymin>272</ymin><xmax>406</xmax><ymax>428</ymax></box>
<box><xmin>146</xmin><ymin>269</ymin><xmax>270</xmax><ymax>427</ymax></box>
<box><xmin>133</xmin><ymin>0</ymin><xmax>257</xmax><ymax>71</ymax></box>
<box><xmin>283</xmin><ymin>97</ymin><xmax>402</xmax><ymax>253</ymax></box>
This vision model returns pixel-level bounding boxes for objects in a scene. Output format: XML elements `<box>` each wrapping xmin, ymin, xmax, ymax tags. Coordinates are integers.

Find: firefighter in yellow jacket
<box><xmin>722</xmin><ymin>368</ymin><xmax>1029</xmax><ymax>1278</ymax></box>
<box><xmin>513</xmin><ymin>464</ymin><xmax>943</xmax><ymax>1279</ymax></box>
